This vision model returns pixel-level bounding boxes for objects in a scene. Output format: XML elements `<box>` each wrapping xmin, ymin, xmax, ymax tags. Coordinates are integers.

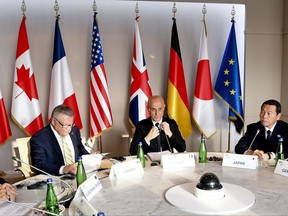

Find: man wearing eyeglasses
<box><xmin>129</xmin><ymin>95</ymin><xmax>186</xmax><ymax>155</ymax></box>
<box><xmin>30</xmin><ymin>104</ymin><xmax>89</xmax><ymax>176</ymax></box>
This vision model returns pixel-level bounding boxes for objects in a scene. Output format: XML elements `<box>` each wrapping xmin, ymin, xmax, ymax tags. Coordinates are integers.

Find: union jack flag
<box><xmin>129</xmin><ymin>18</ymin><xmax>152</xmax><ymax>128</ymax></box>
<box><xmin>90</xmin><ymin>13</ymin><xmax>113</xmax><ymax>137</ymax></box>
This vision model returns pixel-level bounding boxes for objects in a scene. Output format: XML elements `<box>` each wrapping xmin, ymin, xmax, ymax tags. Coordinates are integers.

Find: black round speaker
<box><xmin>196</xmin><ymin>172</ymin><xmax>223</xmax><ymax>190</ymax></box>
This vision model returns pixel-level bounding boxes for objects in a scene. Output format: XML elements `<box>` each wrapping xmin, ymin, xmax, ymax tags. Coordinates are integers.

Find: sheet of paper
<box><xmin>0</xmin><ymin>202</ymin><xmax>36</xmax><ymax>215</ymax></box>
<box><xmin>147</xmin><ymin>150</ymin><xmax>171</xmax><ymax>162</ymax></box>
<box><xmin>82</xmin><ymin>154</ymin><xmax>103</xmax><ymax>173</ymax></box>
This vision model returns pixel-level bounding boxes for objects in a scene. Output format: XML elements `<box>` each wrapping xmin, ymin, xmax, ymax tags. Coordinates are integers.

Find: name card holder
<box><xmin>80</xmin><ymin>173</ymin><xmax>102</xmax><ymax>201</ymax></box>
<box><xmin>274</xmin><ymin>160</ymin><xmax>288</xmax><ymax>177</ymax></box>
<box><xmin>109</xmin><ymin>158</ymin><xmax>144</xmax><ymax>179</ymax></box>
<box><xmin>161</xmin><ymin>153</ymin><xmax>195</xmax><ymax>170</ymax></box>
<box><xmin>69</xmin><ymin>174</ymin><xmax>101</xmax><ymax>215</ymax></box>
<box><xmin>69</xmin><ymin>195</ymin><xmax>98</xmax><ymax>216</ymax></box>
<box><xmin>222</xmin><ymin>153</ymin><xmax>258</xmax><ymax>169</ymax></box>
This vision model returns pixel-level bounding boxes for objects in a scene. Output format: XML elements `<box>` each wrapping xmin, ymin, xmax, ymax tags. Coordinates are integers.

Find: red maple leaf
<box><xmin>15</xmin><ymin>65</ymin><xmax>39</xmax><ymax>101</ymax></box>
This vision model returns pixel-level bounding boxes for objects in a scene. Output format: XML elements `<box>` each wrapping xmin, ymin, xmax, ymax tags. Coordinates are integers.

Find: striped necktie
<box><xmin>62</xmin><ymin>137</ymin><xmax>74</xmax><ymax>165</ymax></box>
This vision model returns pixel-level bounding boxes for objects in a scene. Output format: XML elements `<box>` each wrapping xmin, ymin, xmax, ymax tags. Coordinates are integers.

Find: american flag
<box><xmin>129</xmin><ymin>18</ymin><xmax>152</xmax><ymax>128</ymax></box>
<box><xmin>90</xmin><ymin>13</ymin><xmax>113</xmax><ymax>137</ymax></box>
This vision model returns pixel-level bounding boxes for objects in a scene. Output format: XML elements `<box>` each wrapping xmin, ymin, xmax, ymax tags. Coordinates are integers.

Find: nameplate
<box><xmin>161</xmin><ymin>153</ymin><xmax>195</xmax><ymax>170</ymax></box>
<box><xmin>222</xmin><ymin>153</ymin><xmax>258</xmax><ymax>169</ymax></box>
<box><xmin>69</xmin><ymin>195</ymin><xmax>98</xmax><ymax>216</ymax></box>
<box><xmin>79</xmin><ymin>173</ymin><xmax>102</xmax><ymax>201</ymax></box>
<box><xmin>109</xmin><ymin>158</ymin><xmax>144</xmax><ymax>179</ymax></box>
<box><xmin>274</xmin><ymin>160</ymin><xmax>288</xmax><ymax>177</ymax></box>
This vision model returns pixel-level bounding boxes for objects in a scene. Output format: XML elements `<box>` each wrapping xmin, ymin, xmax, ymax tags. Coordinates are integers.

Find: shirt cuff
<box><xmin>144</xmin><ymin>137</ymin><xmax>150</xmax><ymax>146</ymax></box>
<box><xmin>59</xmin><ymin>166</ymin><xmax>65</xmax><ymax>175</ymax></box>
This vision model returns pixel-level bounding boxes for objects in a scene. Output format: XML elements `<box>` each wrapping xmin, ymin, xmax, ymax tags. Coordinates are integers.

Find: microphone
<box><xmin>247</xmin><ymin>129</ymin><xmax>261</xmax><ymax>151</ymax></box>
<box><xmin>12</xmin><ymin>156</ymin><xmax>53</xmax><ymax>176</ymax></box>
<box><xmin>12</xmin><ymin>156</ymin><xmax>74</xmax><ymax>206</ymax></box>
<box><xmin>84</xmin><ymin>142</ymin><xmax>118</xmax><ymax>164</ymax></box>
<box><xmin>156</xmin><ymin>123</ymin><xmax>173</xmax><ymax>154</ymax></box>
<box><xmin>0</xmin><ymin>198</ymin><xmax>59</xmax><ymax>216</ymax></box>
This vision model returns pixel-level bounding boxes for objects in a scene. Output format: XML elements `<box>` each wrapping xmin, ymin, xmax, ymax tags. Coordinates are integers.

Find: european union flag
<box><xmin>214</xmin><ymin>20</ymin><xmax>244</xmax><ymax>134</ymax></box>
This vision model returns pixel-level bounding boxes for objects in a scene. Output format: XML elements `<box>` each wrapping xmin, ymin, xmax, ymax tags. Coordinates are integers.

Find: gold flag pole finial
<box><xmin>202</xmin><ymin>3</ymin><xmax>207</xmax><ymax>36</ymax></box>
<box><xmin>135</xmin><ymin>2</ymin><xmax>140</xmax><ymax>20</ymax></box>
<box><xmin>21</xmin><ymin>0</ymin><xmax>26</xmax><ymax>17</ymax></box>
<box><xmin>172</xmin><ymin>2</ymin><xmax>177</xmax><ymax>19</ymax></box>
<box><xmin>92</xmin><ymin>0</ymin><xmax>97</xmax><ymax>13</ymax></box>
<box><xmin>231</xmin><ymin>5</ymin><xmax>236</xmax><ymax>21</ymax></box>
<box><xmin>54</xmin><ymin>0</ymin><xmax>60</xmax><ymax>18</ymax></box>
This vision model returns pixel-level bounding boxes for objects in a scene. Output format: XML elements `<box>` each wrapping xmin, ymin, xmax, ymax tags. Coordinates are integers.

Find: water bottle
<box><xmin>199</xmin><ymin>135</ymin><xmax>207</xmax><ymax>163</ymax></box>
<box><xmin>137</xmin><ymin>142</ymin><xmax>145</xmax><ymax>167</ymax></box>
<box><xmin>97</xmin><ymin>212</ymin><xmax>105</xmax><ymax>216</ymax></box>
<box><xmin>76</xmin><ymin>156</ymin><xmax>87</xmax><ymax>188</ymax></box>
<box><xmin>275</xmin><ymin>137</ymin><xmax>285</xmax><ymax>165</ymax></box>
<box><xmin>46</xmin><ymin>178</ymin><xmax>59</xmax><ymax>215</ymax></box>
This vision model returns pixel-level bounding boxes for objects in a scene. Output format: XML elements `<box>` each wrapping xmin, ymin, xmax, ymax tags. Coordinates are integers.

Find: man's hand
<box><xmin>145</xmin><ymin>126</ymin><xmax>160</xmax><ymax>142</ymax></box>
<box><xmin>252</xmin><ymin>149</ymin><xmax>265</xmax><ymax>157</ymax></box>
<box><xmin>161</xmin><ymin>122</ymin><xmax>172</xmax><ymax>138</ymax></box>
<box><xmin>63</xmin><ymin>163</ymin><xmax>77</xmax><ymax>175</ymax></box>
<box><xmin>0</xmin><ymin>183</ymin><xmax>17</xmax><ymax>204</ymax></box>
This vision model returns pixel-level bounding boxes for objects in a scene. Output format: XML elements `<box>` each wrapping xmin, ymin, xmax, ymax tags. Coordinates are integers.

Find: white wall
<box><xmin>0</xmin><ymin>0</ymin><xmax>254</xmax><ymax>171</ymax></box>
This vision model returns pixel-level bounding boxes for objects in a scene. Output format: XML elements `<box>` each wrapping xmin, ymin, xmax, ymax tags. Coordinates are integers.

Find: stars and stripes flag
<box><xmin>167</xmin><ymin>18</ymin><xmax>192</xmax><ymax>139</ymax></box>
<box><xmin>129</xmin><ymin>18</ymin><xmax>152</xmax><ymax>128</ymax></box>
<box><xmin>192</xmin><ymin>19</ymin><xmax>216</xmax><ymax>138</ymax></box>
<box><xmin>90</xmin><ymin>13</ymin><xmax>113</xmax><ymax>137</ymax></box>
<box><xmin>0</xmin><ymin>89</ymin><xmax>12</xmax><ymax>144</ymax></box>
<box><xmin>48</xmin><ymin>16</ymin><xmax>82</xmax><ymax>129</ymax></box>
<box><xmin>11</xmin><ymin>16</ymin><xmax>44</xmax><ymax>136</ymax></box>
<box><xmin>214</xmin><ymin>19</ymin><xmax>244</xmax><ymax>134</ymax></box>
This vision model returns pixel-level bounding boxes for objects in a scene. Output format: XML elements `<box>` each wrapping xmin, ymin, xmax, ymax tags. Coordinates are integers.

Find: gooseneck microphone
<box><xmin>156</xmin><ymin>123</ymin><xmax>173</xmax><ymax>154</ymax></box>
<box><xmin>84</xmin><ymin>142</ymin><xmax>118</xmax><ymax>164</ymax></box>
<box><xmin>11</xmin><ymin>156</ymin><xmax>74</xmax><ymax>205</ymax></box>
<box><xmin>12</xmin><ymin>156</ymin><xmax>53</xmax><ymax>176</ymax></box>
<box><xmin>247</xmin><ymin>129</ymin><xmax>261</xmax><ymax>151</ymax></box>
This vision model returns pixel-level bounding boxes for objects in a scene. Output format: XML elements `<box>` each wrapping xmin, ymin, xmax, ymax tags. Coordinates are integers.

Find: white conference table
<box><xmin>90</xmin><ymin>155</ymin><xmax>287</xmax><ymax>216</ymax></box>
<box><xmin>13</xmin><ymin>153</ymin><xmax>288</xmax><ymax>216</ymax></box>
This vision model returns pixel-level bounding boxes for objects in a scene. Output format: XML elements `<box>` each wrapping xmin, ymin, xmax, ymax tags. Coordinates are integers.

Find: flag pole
<box><xmin>226</xmin><ymin>5</ymin><xmax>236</xmax><ymax>153</ymax></box>
<box><xmin>97</xmin><ymin>136</ymin><xmax>103</xmax><ymax>153</ymax></box>
<box><xmin>227</xmin><ymin>120</ymin><xmax>231</xmax><ymax>152</ymax></box>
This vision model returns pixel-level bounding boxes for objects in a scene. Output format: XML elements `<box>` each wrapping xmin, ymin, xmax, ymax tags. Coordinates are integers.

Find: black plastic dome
<box><xmin>196</xmin><ymin>172</ymin><xmax>223</xmax><ymax>190</ymax></box>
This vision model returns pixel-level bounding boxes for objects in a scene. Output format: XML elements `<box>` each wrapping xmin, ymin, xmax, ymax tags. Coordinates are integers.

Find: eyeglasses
<box><xmin>53</xmin><ymin>118</ymin><xmax>75</xmax><ymax>129</ymax></box>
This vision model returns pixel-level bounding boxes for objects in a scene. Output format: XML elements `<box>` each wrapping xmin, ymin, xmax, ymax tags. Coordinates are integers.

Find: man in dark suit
<box><xmin>235</xmin><ymin>99</ymin><xmax>288</xmax><ymax>158</ymax></box>
<box><xmin>30</xmin><ymin>104</ymin><xmax>89</xmax><ymax>176</ymax></box>
<box><xmin>130</xmin><ymin>95</ymin><xmax>186</xmax><ymax>155</ymax></box>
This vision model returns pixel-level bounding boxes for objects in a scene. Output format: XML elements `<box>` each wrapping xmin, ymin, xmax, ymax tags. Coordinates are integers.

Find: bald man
<box><xmin>130</xmin><ymin>95</ymin><xmax>186</xmax><ymax>155</ymax></box>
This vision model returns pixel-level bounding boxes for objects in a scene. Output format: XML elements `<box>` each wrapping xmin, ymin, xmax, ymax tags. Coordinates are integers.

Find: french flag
<box><xmin>48</xmin><ymin>17</ymin><xmax>82</xmax><ymax>129</ymax></box>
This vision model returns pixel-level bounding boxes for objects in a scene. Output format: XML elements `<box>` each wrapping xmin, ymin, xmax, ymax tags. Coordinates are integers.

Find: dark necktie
<box><xmin>155</xmin><ymin>123</ymin><xmax>161</xmax><ymax>152</ymax></box>
<box><xmin>267</xmin><ymin>130</ymin><xmax>271</xmax><ymax>140</ymax></box>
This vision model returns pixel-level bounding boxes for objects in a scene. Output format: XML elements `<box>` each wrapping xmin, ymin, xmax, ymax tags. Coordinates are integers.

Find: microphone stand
<box><xmin>157</xmin><ymin>124</ymin><xmax>173</xmax><ymax>154</ymax></box>
<box><xmin>12</xmin><ymin>156</ymin><xmax>74</xmax><ymax>205</ymax></box>
<box><xmin>244</xmin><ymin>129</ymin><xmax>261</xmax><ymax>155</ymax></box>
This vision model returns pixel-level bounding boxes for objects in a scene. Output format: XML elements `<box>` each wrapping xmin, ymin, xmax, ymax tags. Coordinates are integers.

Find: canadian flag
<box><xmin>11</xmin><ymin>16</ymin><xmax>44</xmax><ymax>136</ymax></box>
<box><xmin>0</xmin><ymin>89</ymin><xmax>12</xmax><ymax>144</ymax></box>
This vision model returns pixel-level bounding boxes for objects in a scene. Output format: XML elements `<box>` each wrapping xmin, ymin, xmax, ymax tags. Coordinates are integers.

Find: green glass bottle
<box><xmin>76</xmin><ymin>156</ymin><xmax>87</xmax><ymax>188</ymax></box>
<box><xmin>137</xmin><ymin>142</ymin><xmax>145</xmax><ymax>167</ymax></box>
<box><xmin>275</xmin><ymin>137</ymin><xmax>285</xmax><ymax>165</ymax></box>
<box><xmin>45</xmin><ymin>178</ymin><xmax>59</xmax><ymax>215</ymax></box>
<box><xmin>199</xmin><ymin>135</ymin><xmax>207</xmax><ymax>163</ymax></box>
